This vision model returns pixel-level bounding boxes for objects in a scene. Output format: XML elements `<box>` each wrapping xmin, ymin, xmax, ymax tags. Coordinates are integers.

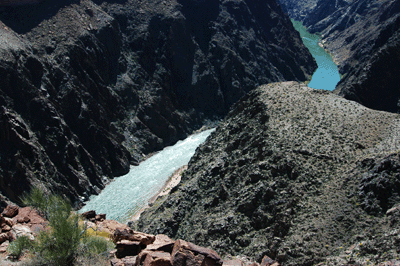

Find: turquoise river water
<box><xmin>79</xmin><ymin>128</ymin><xmax>215</xmax><ymax>222</ymax></box>
<box><xmin>292</xmin><ymin>20</ymin><xmax>340</xmax><ymax>91</ymax></box>
<box><xmin>79</xmin><ymin>21</ymin><xmax>340</xmax><ymax>223</ymax></box>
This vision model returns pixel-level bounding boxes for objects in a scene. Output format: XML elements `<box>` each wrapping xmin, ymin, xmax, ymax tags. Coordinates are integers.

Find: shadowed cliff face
<box><xmin>136</xmin><ymin>82</ymin><xmax>400</xmax><ymax>265</ymax></box>
<box><xmin>327</xmin><ymin>0</ymin><xmax>400</xmax><ymax>114</ymax></box>
<box><xmin>278</xmin><ymin>0</ymin><xmax>400</xmax><ymax>113</ymax></box>
<box><xmin>0</xmin><ymin>0</ymin><xmax>315</xmax><ymax>204</ymax></box>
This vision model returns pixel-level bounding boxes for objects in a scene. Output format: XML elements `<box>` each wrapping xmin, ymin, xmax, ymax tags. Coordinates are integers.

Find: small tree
<box><xmin>21</xmin><ymin>188</ymin><xmax>81</xmax><ymax>265</ymax></box>
<box><xmin>18</xmin><ymin>187</ymin><xmax>113</xmax><ymax>266</ymax></box>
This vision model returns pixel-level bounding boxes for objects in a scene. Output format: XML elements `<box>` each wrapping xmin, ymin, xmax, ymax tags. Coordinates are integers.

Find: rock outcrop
<box><xmin>0</xmin><ymin>0</ymin><xmax>316</xmax><ymax>205</ymax></box>
<box><xmin>278</xmin><ymin>0</ymin><xmax>400</xmax><ymax>113</ymax></box>
<box><xmin>326</xmin><ymin>0</ymin><xmax>400</xmax><ymax>113</ymax></box>
<box><xmin>78</xmin><ymin>210</ymin><xmax>270</xmax><ymax>266</ymax></box>
<box><xmin>136</xmin><ymin>82</ymin><xmax>400</xmax><ymax>265</ymax></box>
<box><xmin>0</xmin><ymin>203</ymin><xmax>47</xmax><ymax>253</ymax></box>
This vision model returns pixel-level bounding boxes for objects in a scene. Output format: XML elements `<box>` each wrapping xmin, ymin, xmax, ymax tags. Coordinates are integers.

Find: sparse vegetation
<box><xmin>10</xmin><ymin>188</ymin><xmax>114</xmax><ymax>266</ymax></box>
<box><xmin>7</xmin><ymin>235</ymin><xmax>32</xmax><ymax>259</ymax></box>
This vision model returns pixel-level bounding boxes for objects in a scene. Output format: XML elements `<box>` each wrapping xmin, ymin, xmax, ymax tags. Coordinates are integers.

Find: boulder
<box><xmin>13</xmin><ymin>207</ymin><xmax>47</xmax><ymax>234</ymax></box>
<box><xmin>171</xmin><ymin>240</ymin><xmax>223</xmax><ymax>266</ymax></box>
<box><xmin>1</xmin><ymin>217</ymin><xmax>14</xmax><ymax>232</ymax></box>
<box><xmin>11</xmin><ymin>224</ymin><xmax>35</xmax><ymax>241</ymax></box>
<box><xmin>136</xmin><ymin>250</ymin><xmax>172</xmax><ymax>266</ymax></box>
<box><xmin>222</xmin><ymin>259</ymin><xmax>245</xmax><ymax>266</ymax></box>
<box><xmin>2</xmin><ymin>205</ymin><xmax>19</xmax><ymax>218</ymax></box>
<box><xmin>1</xmin><ymin>224</ymin><xmax>11</xmax><ymax>232</ymax></box>
<box><xmin>97</xmin><ymin>219</ymin><xmax>130</xmax><ymax>236</ymax></box>
<box><xmin>95</xmin><ymin>213</ymin><xmax>106</xmax><ymax>221</ymax></box>
<box><xmin>116</xmin><ymin>240</ymin><xmax>144</xmax><ymax>258</ymax></box>
<box><xmin>113</xmin><ymin>228</ymin><xmax>155</xmax><ymax>246</ymax></box>
<box><xmin>0</xmin><ymin>240</ymin><xmax>9</xmax><ymax>253</ymax></box>
<box><xmin>110</xmin><ymin>256</ymin><xmax>137</xmax><ymax>266</ymax></box>
<box><xmin>0</xmin><ymin>233</ymin><xmax>10</xmax><ymax>244</ymax></box>
<box><xmin>260</xmin><ymin>256</ymin><xmax>280</xmax><ymax>266</ymax></box>
<box><xmin>3</xmin><ymin>217</ymin><xmax>14</xmax><ymax>227</ymax></box>
<box><xmin>0</xmin><ymin>231</ymin><xmax>14</xmax><ymax>244</ymax></box>
<box><xmin>81</xmin><ymin>210</ymin><xmax>97</xmax><ymax>220</ymax></box>
<box><xmin>146</xmin><ymin>235</ymin><xmax>175</xmax><ymax>253</ymax></box>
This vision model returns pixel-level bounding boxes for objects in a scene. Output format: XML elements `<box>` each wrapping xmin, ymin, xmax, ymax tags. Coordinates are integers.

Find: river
<box><xmin>292</xmin><ymin>20</ymin><xmax>340</xmax><ymax>91</ymax></box>
<box><xmin>79</xmin><ymin>128</ymin><xmax>215</xmax><ymax>222</ymax></box>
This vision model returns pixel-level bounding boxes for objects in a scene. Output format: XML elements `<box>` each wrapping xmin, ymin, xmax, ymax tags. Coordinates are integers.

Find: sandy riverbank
<box><xmin>129</xmin><ymin>165</ymin><xmax>187</xmax><ymax>221</ymax></box>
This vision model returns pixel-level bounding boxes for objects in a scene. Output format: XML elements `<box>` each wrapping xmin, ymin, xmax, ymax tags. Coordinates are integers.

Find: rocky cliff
<box><xmin>136</xmin><ymin>82</ymin><xmax>400</xmax><ymax>265</ymax></box>
<box><xmin>0</xmin><ymin>0</ymin><xmax>316</xmax><ymax>205</ymax></box>
<box><xmin>325</xmin><ymin>0</ymin><xmax>400</xmax><ymax>114</ymax></box>
<box><xmin>278</xmin><ymin>0</ymin><xmax>400</xmax><ymax>113</ymax></box>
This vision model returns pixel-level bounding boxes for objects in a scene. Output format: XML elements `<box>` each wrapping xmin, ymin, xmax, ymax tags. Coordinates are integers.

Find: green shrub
<box><xmin>19</xmin><ymin>188</ymin><xmax>114</xmax><ymax>266</ymax></box>
<box><xmin>7</xmin><ymin>235</ymin><xmax>32</xmax><ymax>259</ymax></box>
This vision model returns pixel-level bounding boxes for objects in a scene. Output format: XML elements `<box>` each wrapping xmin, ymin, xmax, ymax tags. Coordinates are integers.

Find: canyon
<box><xmin>279</xmin><ymin>0</ymin><xmax>400</xmax><ymax>113</ymax></box>
<box><xmin>0</xmin><ymin>0</ymin><xmax>399</xmax><ymax>265</ymax></box>
<box><xmin>0</xmin><ymin>0</ymin><xmax>315</xmax><ymax>205</ymax></box>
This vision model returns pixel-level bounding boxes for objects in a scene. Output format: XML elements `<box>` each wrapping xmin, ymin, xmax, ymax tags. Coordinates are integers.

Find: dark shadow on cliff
<box><xmin>177</xmin><ymin>0</ymin><xmax>219</xmax><ymax>52</ymax></box>
<box><xmin>0</xmin><ymin>0</ymin><xmax>80</xmax><ymax>34</ymax></box>
<box><xmin>92</xmin><ymin>0</ymin><xmax>128</xmax><ymax>4</ymax></box>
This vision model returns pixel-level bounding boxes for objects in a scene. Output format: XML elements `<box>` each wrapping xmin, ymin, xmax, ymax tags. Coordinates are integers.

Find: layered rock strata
<box><xmin>0</xmin><ymin>0</ymin><xmax>316</xmax><ymax>205</ymax></box>
<box><xmin>137</xmin><ymin>82</ymin><xmax>400</xmax><ymax>265</ymax></box>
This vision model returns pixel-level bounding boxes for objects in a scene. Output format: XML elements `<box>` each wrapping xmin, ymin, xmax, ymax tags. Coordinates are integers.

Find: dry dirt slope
<box><xmin>137</xmin><ymin>82</ymin><xmax>400</xmax><ymax>266</ymax></box>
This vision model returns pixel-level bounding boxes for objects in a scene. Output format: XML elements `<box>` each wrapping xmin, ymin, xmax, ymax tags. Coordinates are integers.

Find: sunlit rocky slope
<box><xmin>137</xmin><ymin>82</ymin><xmax>400</xmax><ymax>265</ymax></box>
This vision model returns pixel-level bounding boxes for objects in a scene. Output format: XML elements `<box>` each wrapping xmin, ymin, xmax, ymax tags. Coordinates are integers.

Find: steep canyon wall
<box><xmin>278</xmin><ymin>0</ymin><xmax>400</xmax><ymax>113</ymax></box>
<box><xmin>0</xmin><ymin>0</ymin><xmax>315</xmax><ymax>205</ymax></box>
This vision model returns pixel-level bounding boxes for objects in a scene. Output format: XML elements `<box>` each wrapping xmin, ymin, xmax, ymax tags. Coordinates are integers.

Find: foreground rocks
<box><xmin>82</xmin><ymin>210</ymin><xmax>277</xmax><ymax>266</ymax></box>
<box><xmin>136</xmin><ymin>82</ymin><xmax>400</xmax><ymax>265</ymax></box>
<box><xmin>0</xmin><ymin>203</ymin><xmax>47</xmax><ymax>253</ymax></box>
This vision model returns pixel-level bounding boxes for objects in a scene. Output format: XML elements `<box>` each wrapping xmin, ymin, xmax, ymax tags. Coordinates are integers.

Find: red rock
<box><xmin>4</xmin><ymin>217</ymin><xmax>14</xmax><ymax>227</ymax></box>
<box><xmin>171</xmin><ymin>240</ymin><xmax>223</xmax><ymax>266</ymax></box>
<box><xmin>12</xmin><ymin>207</ymin><xmax>47</xmax><ymax>235</ymax></box>
<box><xmin>111</xmin><ymin>256</ymin><xmax>137</xmax><ymax>266</ymax></box>
<box><xmin>97</xmin><ymin>219</ymin><xmax>130</xmax><ymax>235</ymax></box>
<box><xmin>146</xmin><ymin>234</ymin><xmax>175</xmax><ymax>253</ymax></box>
<box><xmin>0</xmin><ymin>231</ymin><xmax>13</xmax><ymax>244</ymax></box>
<box><xmin>0</xmin><ymin>240</ymin><xmax>9</xmax><ymax>253</ymax></box>
<box><xmin>95</xmin><ymin>213</ymin><xmax>106</xmax><ymax>221</ymax></box>
<box><xmin>17</xmin><ymin>216</ymin><xmax>31</xmax><ymax>223</ymax></box>
<box><xmin>11</xmin><ymin>224</ymin><xmax>35</xmax><ymax>240</ymax></box>
<box><xmin>111</xmin><ymin>258</ymin><xmax>124</xmax><ymax>266</ymax></box>
<box><xmin>113</xmin><ymin>228</ymin><xmax>156</xmax><ymax>246</ymax></box>
<box><xmin>260</xmin><ymin>256</ymin><xmax>280</xmax><ymax>266</ymax></box>
<box><xmin>223</xmin><ymin>259</ymin><xmax>244</xmax><ymax>266</ymax></box>
<box><xmin>81</xmin><ymin>210</ymin><xmax>96</xmax><ymax>220</ymax></box>
<box><xmin>137</xmin><ymin>250</ymin><xmax>172</xmax><ymax>266</ymax></box>
<box><xmin>7</xmin><ymin>231</ymin><xmax>15</xmax><ymax>241</ymax></box>
<box><xmin>0</xmin><ymin>233</ymin><xmax>9</xmax><ymax>244</ymax></box>
<box><xmin>1</xmin><ymin>224</ymin><xmax>11</xmax><ymax>232</ymax></box>
<box><xmin>116</xmin><ymin>240</ymin><xmax>143</xmax><ymax>258</ymax></box>
<box><xmin>2</xmin><ymin>205</ymin><xmax>19</xmax><ymax>218</ymax></box>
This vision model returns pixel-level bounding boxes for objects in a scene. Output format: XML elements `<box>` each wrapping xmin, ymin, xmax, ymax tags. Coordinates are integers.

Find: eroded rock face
<box><xmin>278</xmin><ymin>0</ymin><xmax>400</xmax><ymax>113</ymax></box>
<box><xmin>0</xmin><ymin>0</ymin><xmax>315</xmax><ymax>205</ymax></box>
<box><xmin>137</xmin><ymin>82</ymin><xmax>400</xmax><ymax>265</ymax></box>
<box><xmin>327</xmin><ymin>0</ymin><xmax>400</xmax><ymax>113</ymax></box>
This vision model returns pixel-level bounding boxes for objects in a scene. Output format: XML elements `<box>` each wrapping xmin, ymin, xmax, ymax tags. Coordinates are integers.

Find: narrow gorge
<box><xmin>0</xmin><ymin>0</ymin><xmax>316</xmax><ymax>206</ymax></box>
<box><xmin>0</xmin><ymin>0</ymin><xmax>399</xmax><ymax>265</ymax></box>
